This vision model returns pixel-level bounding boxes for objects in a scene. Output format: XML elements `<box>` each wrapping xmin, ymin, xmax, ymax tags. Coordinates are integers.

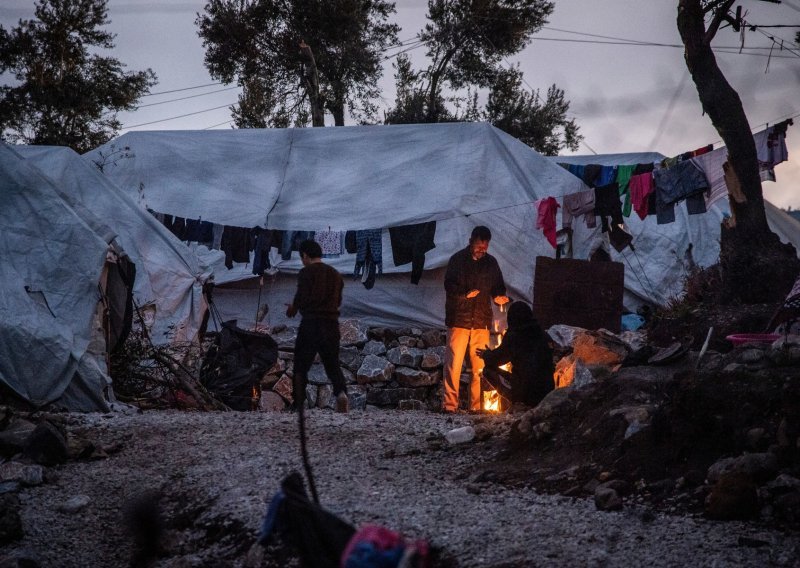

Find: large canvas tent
<box><xmin>84</xmin><ymin>123</ymin><xmax>587</xmax><ymax>328</ymax></box>
<box><xmin>0</xmin><ymin>144</ymin><xmax>120</xmax><ymax>411</ymax></box>
<box><xmin>16</xmin><ymin>145</ymin><xmax>211</xmax><ymax>345</ymax></box>
<box><xmin>551</xmin><ymin>152</ymin><xmax>800</xmax><ymax>308</ymax></box>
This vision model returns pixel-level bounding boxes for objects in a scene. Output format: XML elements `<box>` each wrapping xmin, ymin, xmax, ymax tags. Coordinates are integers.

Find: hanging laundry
<box><xmin>615</xmin><ymin>164</ymin><xmax>636</xmax><ymax>218</ymax></box>
<box><xmin>628</xmin><ymin>172</ymin><xmax>655</xmax><ymax>220</ymax></box>
<box><xmin>593</xmin><ymin>182</ymin><xmax>623</xmax><ymax>234</ymax></box>
<box><xmin>388</xmin><ymin>222</ymin><xmax>436</xmax><ymax>285</ymax></box>
<box><xmin>535</xmin><ymin>197</ymin><xmax>560</xmax><ymax>248</ymax></box>
<box><xmin>211</xmin><ymin>223</ymin><xmax>224</xmax><ymax>250</ymax></box>
<box><xmin>251</xmin><ymin>227</ymin><xmax>273</xmax><ymax>275</ymax></box>
<box><xmin>361</xmin><ymin>246</ymin><xmax>377</xmax><ymax>290</ymax></box>
<box><xmin>561</xmin><ymin>189</ymin><xmax>596</xmax><ymax>229</ymax></box>
<box><xmin>314</xmin><ymin>228</ymin><xmax>343</xmax><ymax>256</ymax></box>
<box><xmin>170</xmin><ymin>216</ymin><xmax>187</xmax><ymax>241</ymax></box>
<box><xmin>344</xmin><ymin>230</ymin><xmax>357</xmax><ymax>254</ymax></box>
<box><xmin>597</xmin><ymin>165</ymin><xmax>617</xmax><ymax>187</ymax></box>
<box><xmin>354</xmin><ymin>229</ymin><xmax>383</xmax><ymax>277</ymax></box>
<box><xmin>221</xmin><ymin>226</ymin><xmax>251</xmax><ymax>269</ymax></box>
<box><xmin>653</xmin><ymin>160</ymin><xmax>708</xmax><ymax>224</ymax></box>
<box><xmin>185</xmin><ymin>219</ymin><xmax>213</xmax><ymax>245</ymax></box>
<box><xmin>723</xmin><ymin>161</ymin><xmax>747</xmax><ymax>204</ymax></box>
<box><xmin>582</xmin><ymin>164</ymin><xmax>602</xmax><ymax>187</ymax></box>
<box><xmin>691</xmin><ymin>144</ymin><xmax>713</xmax><ymax>157</ymax></box>
<box><xmin>279</xmin><ymin>230</ymin><xmax>314</xmax><ymax>260</ymax></box>
<box><xmin>690</xmin><ymin>147</ymin><xmax>728</xmax><ymax>208</ymax></box>
<box><xmin>754</xmin><ymin>120</ymin><xmax>791</xmax><ymax>182</ymax></box>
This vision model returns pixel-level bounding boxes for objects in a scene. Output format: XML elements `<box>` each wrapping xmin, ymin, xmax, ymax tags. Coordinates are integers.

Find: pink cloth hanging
<box><xmin>535</xmin><ymin>197</ymin><xmax>560</xmax><ymax>248</ymax></box>
<box><xmin>629</xmin><ymin>172</ymin><xmax>655</xmax><ymax>220</ymax></box>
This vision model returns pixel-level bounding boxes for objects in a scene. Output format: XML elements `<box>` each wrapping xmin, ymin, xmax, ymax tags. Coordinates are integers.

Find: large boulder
<box><xmin>572</xmin><ymin>330</ymin><xmax>630</xmax><ymax>368</ymax></box>
<box><xmin>395</xmin><ymin>368</ymin><xmax>440</xmax><ymax>388</ymax></box>
<box><xmin>386</xmin><ymin>346</ymin><xmax>424</xmax><ymax>368</ymax></box>
<box><xmin>356</xmin><ymin>355</ymin><xmax>394</xmax><ymax>384</ymax></box>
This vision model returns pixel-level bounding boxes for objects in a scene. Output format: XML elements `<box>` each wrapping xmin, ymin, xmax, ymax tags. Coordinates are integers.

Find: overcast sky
<box><xmin>2</xmin><ymin>0</ymin><xmax>799</xmax><ymax>208</ymax></box>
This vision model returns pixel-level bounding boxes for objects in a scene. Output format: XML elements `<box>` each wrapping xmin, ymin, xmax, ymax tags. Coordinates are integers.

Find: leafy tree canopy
<box><xmin>196</xmin><ymin>0</ymin><xmax>399</xmax><ymax>127</ymax></box>
<box><xmin>0</xmin><ymin>0</ymin><xmax>156</xmax><ymax>153</ymax></box>
<box><xmin>384</xmin><ymin>0</ymin><xmax>580</xmax><ymax>155</ymax></box>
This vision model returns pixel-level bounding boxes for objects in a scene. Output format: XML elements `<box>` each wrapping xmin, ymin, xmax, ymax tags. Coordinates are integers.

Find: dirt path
<box><xmin>4</xmin><ymin>409</ymin><xmax>799</xmax><ymax>567</ymax></box>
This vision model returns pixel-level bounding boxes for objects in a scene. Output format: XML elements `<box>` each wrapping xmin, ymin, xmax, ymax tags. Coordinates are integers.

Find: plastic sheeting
<box><xmin>85</xmin><ymin>124</ymin><xmax>586</xmax><ymax>326</ymax></box>
<box><xmin>0</xmin><ymin>144</ymin><xmax>111</xmax><ymax>410</ymax></box>
<box><xmin>17</xmin><ymin>145</ymin><xmax>211</xmax><ymax>344</ymax></box>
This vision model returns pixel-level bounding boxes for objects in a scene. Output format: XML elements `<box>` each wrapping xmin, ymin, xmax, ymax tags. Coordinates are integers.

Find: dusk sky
<box><xmin>2</xmin><ymin>0</ymin><xmax>799</xmax><ymax>208</ymax></box>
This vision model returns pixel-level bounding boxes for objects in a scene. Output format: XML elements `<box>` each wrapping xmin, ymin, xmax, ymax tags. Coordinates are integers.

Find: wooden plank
<box><xmin>532</xmin><ymin>256</ymin><xmax>624</xmax><ymax>333</ymax></box>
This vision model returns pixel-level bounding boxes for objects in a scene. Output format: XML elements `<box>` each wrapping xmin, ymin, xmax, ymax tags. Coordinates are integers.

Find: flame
<box><xmin>483</xmin><ymin>389</ymin><xmax>500</xmax><ymax>412</ymax></box>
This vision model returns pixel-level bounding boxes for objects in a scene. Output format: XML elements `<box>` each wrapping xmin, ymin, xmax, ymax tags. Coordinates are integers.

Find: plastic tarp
<box><xmin>0</xmin><ymin>144</ymin><xmax>111</xmax><ymax>410</ymax></box>
<box><xmin>85</xmin><ymin>123</ymin><xmax>586</xmax><ymax>327</ymax></box>
<box><xmin>17</xmin><ymin>145</ymin><xmax>211</xmax><ymax>344</ymax></box>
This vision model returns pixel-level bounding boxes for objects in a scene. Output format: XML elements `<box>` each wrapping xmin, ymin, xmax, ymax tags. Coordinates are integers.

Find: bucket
<box><xmin>725</xmin><ymin>333</ymin><xmax>780</xmax><ymax>346</ymax></box>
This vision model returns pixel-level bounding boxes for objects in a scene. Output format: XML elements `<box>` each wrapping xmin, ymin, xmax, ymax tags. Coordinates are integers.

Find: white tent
<box><xmin>16</xmin><ymin>145</ymin><xmax>211</xmax><ymax>344</ymax></box>
<box><xmin>84</xmin><ymin>123</ymin><xmax>587</xmax><ymax>328</ymax></box>
<box><xmin>0</xmin><ymin>144</ymin><xmax>117</xmax><ymax>411</ymax></box>
<box><xmin>550</xmin><ymin>151</ymin><xmax>799</xmax><ymax>308</ymax></box>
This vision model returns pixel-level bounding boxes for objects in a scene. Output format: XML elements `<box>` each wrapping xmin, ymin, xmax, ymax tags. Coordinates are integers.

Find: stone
<box><xmin>304</xmin><ymin>384</ymin><xmax>317</xmax><ymax>408</ymax></box>
<box><xmin>366</xmin><ymin>387</ymin><xmax>426</xmax><ymax>407</ymax></box>
<box><xmin>338</xmin><ymin>346</ymin><xmax>363</xmax><ymax>372</ymax></box>
<box><xmin>347</xmin><ymin>386</ymin><xmax>368</xmax><ymax>411</ymax></box>
<box><xmin>394</xmin><ymin>367</ymin><xmax>439</xmax><ymax>388</ymax></box>
<box><xmin>361</xmin><ymin>340</ymin><xmax>387</xmax><ymax>357</ymax></box>
<box><xmin>0</xmin><ymin>463</ymin><xmax>43</xmax><ymax>487</ymax></box>
<box><xmin>258</xmin><ymin>391</ymin><xmax>285</xmax><ymax>412</ymax></box>
<box><xmin>271</xmin><ymin>327</ymin><xmax>298</xmax><ymax>350</ymax></box>
<box><xmin>342</xmin><ymin>368</ymin><xmax>356</xmax><ymax>384</ymax></box>
<box><xmin>307</xmin><ymin>363</ymin><xmax>332</xmax><ymax>385</ymax></box>
<box><xmin>594</xmin><ymin>487</ymin><xmax>623</xmax><ymax>511</ymax></box>
<box><xmin>0</xmin><ymin>419</ymin><xmax>36</xmax><ymax>459</ymax></box>
<box><xmin>340</xmin><ymin>319</ymin><xmax>368</xmax><ymax>346</ymax></box>
<box><xmin>23</xmin><ymin>422</ymin><xmax>68</xmax><ymax>466</ymax></box>
<box><xmin>0</xmin><ymin>493</ymin><xmax>23</xmax><ymax>545</ymax></box>
<box><xmin>398</xmin><ymin>400</ymin><xmax>425</xmax><ymax>411</ymax></box>
<box><xmin>773</xmin><ymin>490</ymin><xmax>800</xmax><ymax>523</ymax></box>
<box><xmin>421</xmin><ymin>329</ymin><xmax>445</xmax><ymax>347</ymax></box>
<box><xmin>356</xmin><ymin>355</ymin><xmax>394</xmax><ymax>384</ymax></box>
<box><xmin>445</xmin><ymin>426</ymin><xmax>475</xmax><ymax>444</ymax></box>
<box><xmin>707</xmin><ymin>453</ymin><xmax>778</xmax><ymax>483</ymax></box>
<box><xmin>58</xmin><ymin>495</ymin><xmax>91</xmax><ymax>514</ymax></box>
<box><xmin>397</xmin><ymin>336</ymin><xmax>417</xmax><ymax>347</ymax></box>
<box><xmin>573</xmin><ymin>331</ymin><xmax>629</xmax><ymax>367</ymax></box>
<box><xmin>738</xmin><ymin>348</ymin><xmax>766</xmax><ymax>364</ymax></box>
<box><xmin>317</xmin><ymin>384</ymin><xmax>333</xmax><ymax>409</ymax></box>
<box><xmin>532</xmin><ymin>388</ymin><xmax>571</xmax><ymax>421</ymax></box>
<box><xmin>386</xmin><ymin>346</ymin><xmax>424</xmax><ymax>368</ymax></box>
<box><xmin>272</xmin><ymin>375</ymin><xmax>294</xmax><ymax>404</ymax></box>
<box><xmin>705</xmin><ymin>473</ymin><xmax>759</xmax><ymax>520</ymax></box>
<box><xmin>421</xmin><ymin>346</ymin><xmax>446</xmax><ymax>370</ymax></box>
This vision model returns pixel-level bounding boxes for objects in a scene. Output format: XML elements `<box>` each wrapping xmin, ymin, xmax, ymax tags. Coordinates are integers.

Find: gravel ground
<box><xmin>4</xmin><ymin>408</ymin><xmax>800</xmax><ymax>567</ymax></box>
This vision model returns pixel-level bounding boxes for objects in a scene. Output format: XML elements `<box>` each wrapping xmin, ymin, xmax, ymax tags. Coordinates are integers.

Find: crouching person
<box><xmin>477</xmin><ymin>301</ymin><xmax>554</xmax><ymax>409</ymax></box>
<box><xmin>286</xmin><ymin>240</ymin><xmax>349</xmax><ymax>412</ymax></box>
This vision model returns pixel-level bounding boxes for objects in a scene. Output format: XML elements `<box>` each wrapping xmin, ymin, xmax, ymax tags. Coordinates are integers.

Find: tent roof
<box><xmin>84</xmin><ymin>122</ymin><xmax>586</xmax><ymax>230</ymax></box>
<box><xmin>0</xmin><ymin>144</ymin><xmax>111</xmax><ymax>409</ymax></box>
<box><xmin>17</xmin><ymin>145</ymin><xmax>211</xmax><ymax>344</ymax></box>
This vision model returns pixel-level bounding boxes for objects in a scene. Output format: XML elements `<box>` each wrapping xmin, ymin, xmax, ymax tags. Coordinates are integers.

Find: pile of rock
<box><xmin>257</xmin><ymin>320</ymin><xmax>450</xmax><ymax>412</ymax></box>
<box><xmin>507</xmin><ymin>333</ymin><xmax>800</xmax><ymax>527</ymax></box>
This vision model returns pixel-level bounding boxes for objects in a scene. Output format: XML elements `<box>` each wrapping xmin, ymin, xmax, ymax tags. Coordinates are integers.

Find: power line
<box><xmin>137</xmin><ymin>86</ymin><xmax>241</xmax><ymax>108</ymax></box>
<box><xmin>123</xmin><ymin>103</ymin><xmax>236</xmax><ymax>130</ymax></box>
<box><xmin>142</xmin><ymin>82</ymin><xmax>224</xmax><ymax>97</ymax></box>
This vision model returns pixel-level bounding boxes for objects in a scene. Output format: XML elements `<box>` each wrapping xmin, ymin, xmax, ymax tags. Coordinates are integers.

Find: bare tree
<box><xmin>677</xmin><ymin>0</ymin><xmax>798</xmax><ymax>303</ymax></box>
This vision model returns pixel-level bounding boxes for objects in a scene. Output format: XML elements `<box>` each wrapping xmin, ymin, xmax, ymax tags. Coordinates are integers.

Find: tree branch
<box><xmin>705</xmin><ymin>0</ymin><xmax>736</xmax><ymax>44</ymax></box>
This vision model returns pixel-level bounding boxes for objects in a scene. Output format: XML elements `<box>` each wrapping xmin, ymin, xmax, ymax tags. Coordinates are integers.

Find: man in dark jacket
<box><xmin>286</xmin><ymin>240</ymin><xmax>349</xmax><ymax>413</ymax></box>
<box><xmin>477</xmin><ymin>301</ymin><xmax>555</xmax><ymax>408</ymax></box>
<box><xmin>442</xmin><ymin>226</ymin><xmax>508</xmax><ymax>412</ymax></box>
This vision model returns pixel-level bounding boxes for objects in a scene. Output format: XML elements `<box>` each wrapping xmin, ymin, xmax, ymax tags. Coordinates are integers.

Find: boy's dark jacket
<box><xmin>481</xmin><ymin>303</ymin><xmax>555</xmax><ymax>406</ymax></box>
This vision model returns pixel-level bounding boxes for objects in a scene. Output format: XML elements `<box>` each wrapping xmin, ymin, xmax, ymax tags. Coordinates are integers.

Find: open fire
<box><xmin>483</xmin><ymin>317</ymin><xmax>511</xmax><ymax>412</ymax></box>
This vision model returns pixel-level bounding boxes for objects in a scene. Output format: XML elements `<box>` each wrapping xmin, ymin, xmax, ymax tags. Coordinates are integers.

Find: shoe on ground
<box><xmin>336</xmin><ymin>392</ymin><xmax>349</xmax><ymax>413</ymax></box>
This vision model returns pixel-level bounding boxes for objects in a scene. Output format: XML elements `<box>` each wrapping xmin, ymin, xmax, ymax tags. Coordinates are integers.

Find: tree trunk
<box><xmin>677</xmin><ymin>0</ymin><xmax>799</xmax><ymax>304</ymax></box>
<box><xmin>300</xmin><ymin>42</ymin><xmax>325</xmax><ymax>127</ymax></box>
